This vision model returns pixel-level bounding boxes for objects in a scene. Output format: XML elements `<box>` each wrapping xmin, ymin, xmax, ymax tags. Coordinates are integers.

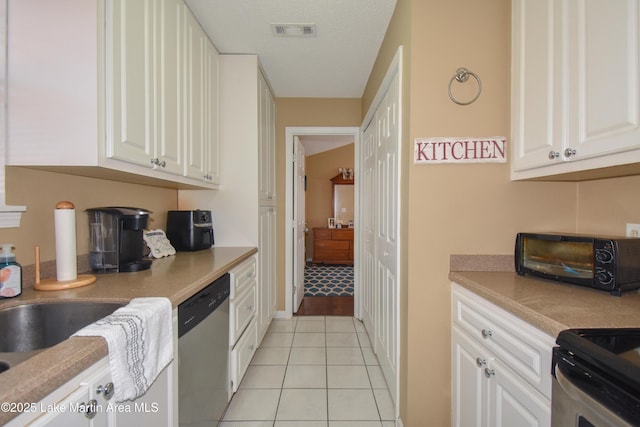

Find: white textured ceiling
<box><xmin>185</xmin><ymin>0</ymin><xmax>397</xmax><ymax>98</ymax></box>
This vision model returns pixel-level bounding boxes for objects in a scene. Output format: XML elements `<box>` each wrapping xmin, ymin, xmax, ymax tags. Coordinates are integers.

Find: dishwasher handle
<box><xmin>178</xmin><ymin>273</ymin><xmax>230</xmax><ymax>338</ymax></box>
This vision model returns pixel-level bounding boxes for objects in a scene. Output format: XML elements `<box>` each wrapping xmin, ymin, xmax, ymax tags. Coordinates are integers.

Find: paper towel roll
<box><xmin>55</xmin><ymin>201</ymin><xmax>77</xmax><ymax>282</ymax></box>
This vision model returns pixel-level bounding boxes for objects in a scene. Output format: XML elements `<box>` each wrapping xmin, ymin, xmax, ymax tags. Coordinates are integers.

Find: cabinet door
<box><xmin>230</xmin><ymin>321</ymin><xmax>258</xmax><ymax>393</ymax></box>
<box><xmin>258</xmin><ymin>71</ymin><xmax>276</xmax><ymax>203</ymax></box>
<box><xmin>28</xmin><ymin>364</ymin><xmax>111</xmax><ymax>427</ymax></box>
<box><xmin>488</xmin><ymin>358</ymin><xmax>551</xmax><ymax>427</ymax></box>
<box><xmin>565</xmin><ymin>0</ymin><xmax>640</xmax><ymax>160</ymax></box>
<box><xmin>452</xmin><ymin>326</ymin><xmax>489</xmax><ymax>427</ymax></box>
<box><xmin>203</xmin><ymin>40</ymin><xmax>220</xmax><ymax>184</ymax></box>
<box><xmin>154</xmin><ymin>0</ymin><xmax>184</xmax><ymax>175</ymax></box>
<box><xmin>183</xmin><ymin>11</ymin><xmax>207</xmax><ymax>180</ymax></box>
<box><xmin>511</xmin><ymin>0</ymin><xmax>564</xmax><ymax>171</ymax></box>
<box><xmin>257</xmin><ymin>206</ymin><xmax>276</xmax><ymax>342</ymax></box>
<box><xmin>115</xmin><ymin>363</ymin><xmax>174</xmax><ymax>426</ymax></box>
<box><xmin>106</xmin><ymin>0</ymin><xmax>155</xmax><ymax>167</ymax></box>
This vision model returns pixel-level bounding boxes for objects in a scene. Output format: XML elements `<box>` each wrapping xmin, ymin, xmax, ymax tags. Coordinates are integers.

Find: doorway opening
<box><xmin>284</xmin><ymin>126</ymin><xmax>360</xmax><ymax>318</ymax></box>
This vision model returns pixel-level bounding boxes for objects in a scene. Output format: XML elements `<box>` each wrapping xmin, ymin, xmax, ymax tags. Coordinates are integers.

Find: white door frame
<box><xmin>284</xmin><ymin>126</ymin><xmax>361</xmax><ymax>318</ymax></box>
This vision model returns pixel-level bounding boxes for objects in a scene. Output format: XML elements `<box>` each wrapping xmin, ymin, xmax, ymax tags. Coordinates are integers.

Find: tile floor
<box><xmin>220</xmin><ymin>316</ymin><xmax>395</xmax><ymax>427</ymax></box>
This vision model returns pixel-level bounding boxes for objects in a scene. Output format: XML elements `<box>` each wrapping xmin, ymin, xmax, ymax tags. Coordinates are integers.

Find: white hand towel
<box><xmin>73</xmin><ymin>297</ymin><xmax>173</xmax><ymax>402</ymax></box>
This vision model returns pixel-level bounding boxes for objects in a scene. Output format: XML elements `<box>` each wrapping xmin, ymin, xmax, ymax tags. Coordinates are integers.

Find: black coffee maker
<box><xmin>86</xmin><ymin>207</ymin><xmax>152</xmax><ymax>273</ymax></box>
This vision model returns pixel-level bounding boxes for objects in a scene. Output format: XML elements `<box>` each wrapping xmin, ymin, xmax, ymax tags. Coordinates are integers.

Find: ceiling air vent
<box><xmin>271</xmin><ymin>23</ymin><xmax>317</xmax><ymax>37</ymax></box>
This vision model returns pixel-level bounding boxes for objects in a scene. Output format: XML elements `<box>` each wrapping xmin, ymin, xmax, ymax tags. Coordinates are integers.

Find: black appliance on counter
<box><xmin>515</xmin><ymin>232</ymin><xmax>640</xmax><ymax>296</ymax></box>
<box><xmin>166</xmin><ymin>210</ymin><xmax>214</xmax><ymax>251</ymax></box>
<box><xmin>552</xmin><ymin>328</ymin><xmax>640</xmax><ymax>426</ymax></box>
<box><xmin>86</xmin><ymin>207</ymin><xmax>152</xmax><ymax>273</ymax></box>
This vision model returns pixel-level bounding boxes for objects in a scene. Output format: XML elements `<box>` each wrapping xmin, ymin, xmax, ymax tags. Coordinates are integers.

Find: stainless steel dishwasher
<box><xmin>178</xmin><ymin>273</ymin><xmax>230</xmax><ymax>426</ymax></box>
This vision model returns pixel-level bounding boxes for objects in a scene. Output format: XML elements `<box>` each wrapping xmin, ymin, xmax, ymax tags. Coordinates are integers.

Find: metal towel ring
<box><xmin>448</xmin><ymin>67</ymin><xmax>482</xmax><ymax>105</ymax></box>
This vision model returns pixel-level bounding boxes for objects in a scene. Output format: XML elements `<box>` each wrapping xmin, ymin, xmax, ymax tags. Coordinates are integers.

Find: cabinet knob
<box><xmin>481</xmin><ymin>329</ymin><xmax>492</xmax><ymax>339</ymax></box>
<box><xmin>476</xmin><ymin>357</ymin><xmax>486</xmax><ymax>367</ymax></box>
<box><xmin>249</xmin><ymin>344</ymin><xmax>255</xmax><ymax>351</ymax></box>
<box><xmin>548</xmin><ymin>151</ymin><xmax>560</xmax><ymax>159</ymax></box>
<box><xmin>96</xmin><ymin>382</ymin><xmax>115</xmax><ymax>400</ymax></box>
<box><xmin>484</xmin><ymin>368</ymin><xmax>496</xmax><ymax>378</ymax></box>
<box><xmin>83</xmin><ymin>399</ymin><xmax>99</xmax><ymax>419</ymax></box>
<box><xmin>564</xmin><ymin>148</ymin><xmax>576</xmax><ymax>157</ymax></box>
<box><xmin>245</xmin><ymin>304</ymin><xmax>253</xmax><ymax>311</ymax></box>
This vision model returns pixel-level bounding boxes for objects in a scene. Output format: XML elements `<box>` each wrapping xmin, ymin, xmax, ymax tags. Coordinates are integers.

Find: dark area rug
<box><xmin>304</xmin><ymin>264</ymin><xmax>354</xmax><ymax>296</ymax></box>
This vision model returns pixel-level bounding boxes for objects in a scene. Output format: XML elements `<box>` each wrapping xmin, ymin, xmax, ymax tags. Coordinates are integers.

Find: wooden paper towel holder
<box><xmin>33</xmin><ymin>246</ymin><xmax>96</xmax><ymax>291</ymax></box>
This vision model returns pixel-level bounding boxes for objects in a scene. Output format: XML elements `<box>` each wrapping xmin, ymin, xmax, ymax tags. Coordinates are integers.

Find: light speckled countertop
<box><xmin>450</xmin><ymin>270</ymin><xmax>640</xmax><ymax>338</ymax></box>
<box><xmin>0</xmin><ymin>246</ymin><xmax>256</xmax><ymax>425</ymax></box>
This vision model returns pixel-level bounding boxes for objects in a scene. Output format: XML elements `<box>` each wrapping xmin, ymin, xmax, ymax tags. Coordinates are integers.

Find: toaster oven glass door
<box><xmin>522</xmin><ymin>237</ymin><xmax>594</xmax><ymax>279</ymax></box>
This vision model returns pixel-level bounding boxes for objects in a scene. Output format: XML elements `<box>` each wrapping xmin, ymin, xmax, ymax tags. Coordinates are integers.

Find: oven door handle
<box><xmin>554</xmin><ymin>365</ymin><xmax>634</xmax><ymax>427</ymax></box>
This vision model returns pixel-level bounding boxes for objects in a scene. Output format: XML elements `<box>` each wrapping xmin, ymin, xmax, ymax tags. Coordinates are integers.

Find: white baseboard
<box><xmin>273</xmin><ymin>310</ymin><xmax>291</xmax><ymax>319</ymax></box>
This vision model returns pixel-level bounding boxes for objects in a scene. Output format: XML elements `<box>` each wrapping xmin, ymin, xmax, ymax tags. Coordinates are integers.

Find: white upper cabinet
<box><xmin>183</xmin><ymin>10</ymin><xmax>220</xmax><ymax>184</ymax></box>
<box><xmin>258</xmin><ymin>70</ymin><xmax>276</xmax><ymax>204</ymax></box>
<box><xmin>7</xmin><ymin>0</ymin><xmax>219</xmax><ymax>189</ymax></box>
<box><xmin>107</xmin><ymin>0</ymin><xmax>161</xmax><ymax>171</ymax></box>
<box><xmin>511</xmin><ymin>0</ymin><xmax>640</xmax><ymax>180</ymax></box>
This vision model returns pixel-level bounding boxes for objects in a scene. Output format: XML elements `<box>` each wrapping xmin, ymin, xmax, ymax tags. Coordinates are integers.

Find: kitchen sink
<box><xmin>0</xmin><ymin>301</ymin><xmax>124</xmax><ymax>356</ymax></box>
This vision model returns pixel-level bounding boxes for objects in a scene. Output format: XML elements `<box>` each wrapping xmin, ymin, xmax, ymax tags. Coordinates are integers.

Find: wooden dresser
<box><xmin>312</xmin><ymin>227</ymin><xmax>354</xmax><ymax>265</ymax></box>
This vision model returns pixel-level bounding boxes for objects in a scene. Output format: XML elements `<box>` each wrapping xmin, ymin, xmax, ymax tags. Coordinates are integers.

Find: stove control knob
<box><xmin>596</xmin><ymin>270</ymin><xmax>613</xmax><ymax>284</ymax></box>
<box><xmin>595</xmin><ymin>249</ymin><xmax>613</xmax><ymax>263</ymax></box>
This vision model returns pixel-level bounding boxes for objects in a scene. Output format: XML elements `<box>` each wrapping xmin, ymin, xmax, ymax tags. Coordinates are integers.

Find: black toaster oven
<box><xmin>515</xmin><ymin>232</ymin><xmax>640</xmax><ymax>296</ymax></box>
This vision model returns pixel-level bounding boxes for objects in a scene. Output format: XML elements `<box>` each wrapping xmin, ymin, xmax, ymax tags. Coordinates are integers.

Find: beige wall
<box><xmin>274</xmin><ymin>98</ymin><xmax>362</xmax><ymax>308</ymax></box>
<box><xmin>3</xmin><ymin>167</ymin><xmax>177</xmax><ymax>269</ymax></box>
<box><xmin>577</xmin><ymin>175</ymin><xmax>640</xmax><ymax>234</ymax></box>
<box><xmin>363</xmin><ymin>0</ymin><xmax>579</xmax><ymax>424</ymax></box>
<box><xmin>304</xmin><ymin>144</ymin><xmax>355</xmax><ymax>258</ymax></box>
<box><xmin>305</xmin><ymin>144</ymin><xmax>354</xmax><ymax>229</ymax></box>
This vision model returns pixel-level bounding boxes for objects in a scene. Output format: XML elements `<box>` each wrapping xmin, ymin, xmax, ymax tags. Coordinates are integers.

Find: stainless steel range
<box><xmin>552</xmin><ymin>328</ymin><xmax>640</xmax><ymax>426</ymax></box>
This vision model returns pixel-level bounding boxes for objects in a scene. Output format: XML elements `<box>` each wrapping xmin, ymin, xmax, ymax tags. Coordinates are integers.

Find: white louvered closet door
<box><xmin>360</xmin><ymin>47</ymin><xmax>402</xmax><ymax>407</ymax></box>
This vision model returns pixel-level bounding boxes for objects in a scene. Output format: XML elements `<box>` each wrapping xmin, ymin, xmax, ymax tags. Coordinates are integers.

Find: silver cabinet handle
<box><xmin>548</xmin><ymin>151</ymin><xmax>560</xmax><ymax>159</ymax></box>
<box><xmin>244</xmin><ymin>304</ymin><xmax>253</xmax><ymax>311</ymax></box>
<box><xmin>481</xmin><ymin>329</ymin><xmax>492</xmax><ymax>339</ymax></box>
<box><xmin>84</xmin><ymin>399</ymin><xmax>99</xmax><ymax>419</ymax></box>
<box><xmin>96</xmin><ymin>382</ymin><xmax>114</xmax><ymax>400</ymax></box>
<box><xmin>248</xmin><ymin>344</ymin><xmax>255</xmax><ymax>351</ymax></box>
<box><xmin>564</xmin><ymin>148</ymin><xmax>576</xmax><ymax>157</ymax></box>
<box><xmin>484</xmin><ymin>368</ymin><xmax>495</xmax><ymax>378</ymax></box>
<box><xmin>150</xmin><ymin>158</ymin><xmax>166</xmax><ymax>167</ymax></box>
<box><xmin>476</xmin><ymin>357</ymin><xmax>486</xmax><ymax>367</ymax></box>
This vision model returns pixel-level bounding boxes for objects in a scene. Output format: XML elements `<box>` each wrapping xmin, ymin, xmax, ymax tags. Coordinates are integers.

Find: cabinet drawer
<box><xmin>230</xmin><ymin>321</ymin><xmax>257</xmax><ymax>393</ymax></box>
<box><xmin>315</xmin><ymin>240</ymin><xmax>350</xmax><ymax>252</ymax></box>
<box><xmin>451</xmin><ymin>283</ymin><xmax>555</xmax><ymax>399</ymax></box>
<box><xmin>230</xmin><ymin>286</ymin><xmax>256</xmax><ymax>345</ymax></box>
<box><xmin>229</xmin><ymin>256</ymin><xmax>256</xmax><ymax>299</ymax></box>
<box><xmin>331</xmin><ymin>229</ymin><xmax>354</xmax><ymax>240</ymax></box>
<box><xmin>313</xmin><ymin>228</ymin><xmax>332</xmax><ymax>240</ymax></box>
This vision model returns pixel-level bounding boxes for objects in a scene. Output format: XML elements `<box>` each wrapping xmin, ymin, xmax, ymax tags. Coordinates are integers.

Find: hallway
<box><xmin>220</xmin><ymin>316</ymin><xmax>394</xmax><ymax>426</ymax></box>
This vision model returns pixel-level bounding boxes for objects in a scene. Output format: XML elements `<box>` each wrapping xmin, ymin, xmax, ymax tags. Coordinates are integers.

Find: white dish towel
<box><xmin>73</xmin><ymin>297</ymin><xmax>173</xmax><ymax>402</ymax></box>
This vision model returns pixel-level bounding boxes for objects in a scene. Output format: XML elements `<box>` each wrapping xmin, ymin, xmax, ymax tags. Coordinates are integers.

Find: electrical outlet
<box><xmin>626</xmin><ymin>224</ymin><xmax>640</xmax><ymax>237</ymax></box>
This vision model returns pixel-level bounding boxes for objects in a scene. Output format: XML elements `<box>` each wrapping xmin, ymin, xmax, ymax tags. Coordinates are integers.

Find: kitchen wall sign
<box><xmin>414</xmin><ymin>136</ymin><xmax>507</xmax><ymax>164</ymax></box>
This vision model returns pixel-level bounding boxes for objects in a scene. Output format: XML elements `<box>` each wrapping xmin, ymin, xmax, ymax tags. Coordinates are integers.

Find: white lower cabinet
<box><xmin>257</xmin><ymin>206</ymin><xmax>277</xmax><ymax>343</ymax></box>
<box><xmin>229</xmin><ymin>256</ymin><xmax>258</xmax><ymax>393</ymax></box>
<box><xmin>7</xmin><ymin>357</ymin><xmax>175</xmax><ymax>427</ymax></box>
<box><xmin>451</xmin><ymin>283</ymin><xmax>554</xmax><ymax>427</ymax></box>
<box><xmin>230</xmin><ymin>321</ymin><xmax>258</xmax><ymax>394</ymax></box>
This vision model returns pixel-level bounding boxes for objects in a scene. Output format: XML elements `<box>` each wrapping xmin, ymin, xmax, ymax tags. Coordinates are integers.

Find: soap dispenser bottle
<box><xmin>0</xmin><ymin>244</ymin><xmax>22</xmax><ymax>298</ymax></box>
